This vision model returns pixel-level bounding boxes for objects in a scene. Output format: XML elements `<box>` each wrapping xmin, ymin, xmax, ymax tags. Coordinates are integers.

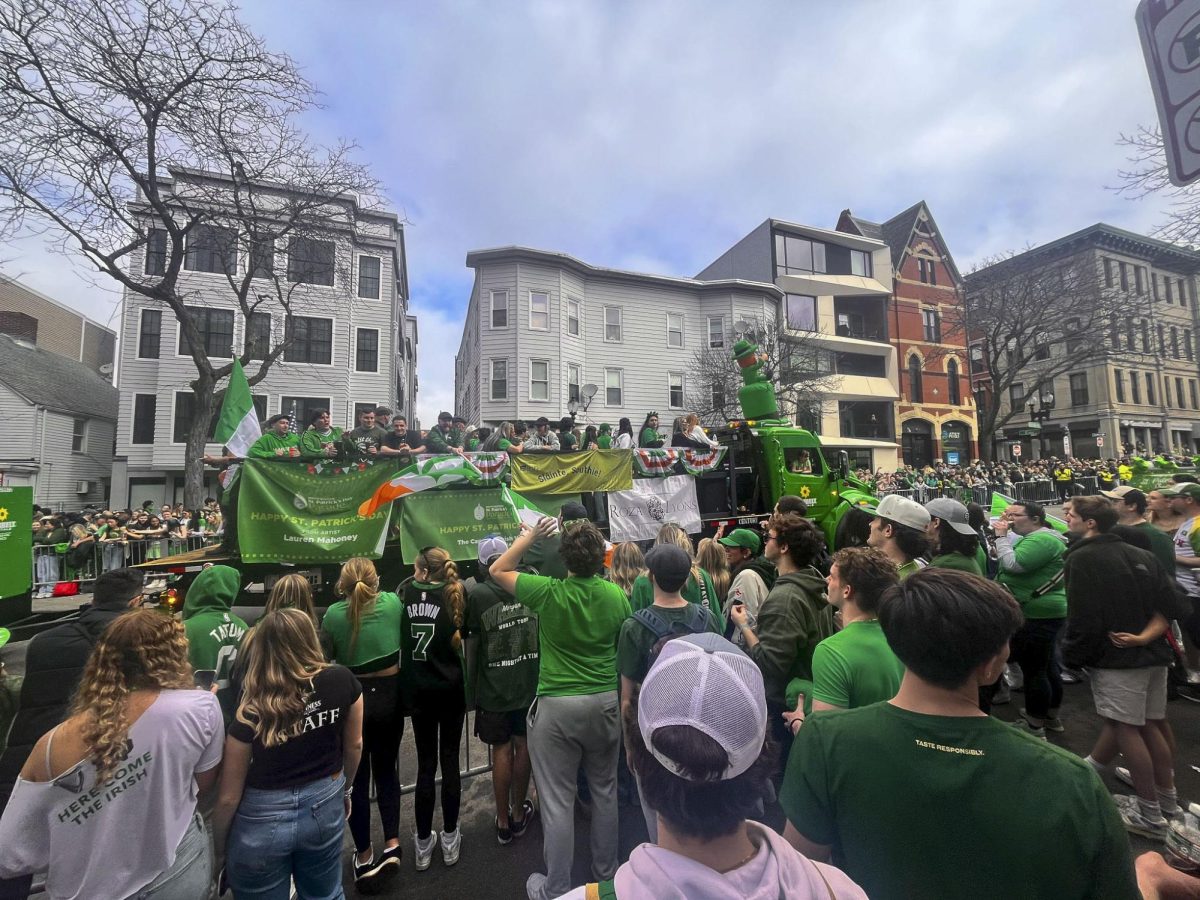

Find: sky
<box><xmin>2</xmin><ymin>0</ymin><xmax>1183</xmax><ymax>424</ymax></box>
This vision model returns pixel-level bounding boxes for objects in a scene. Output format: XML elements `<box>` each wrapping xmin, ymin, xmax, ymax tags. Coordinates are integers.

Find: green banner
<box><xmin>0</xmin><ymin>486</ymin><xmax>33</xmax><ymax>600</ymax></box>
<box><xmin>395</xmin><ymin>488</ymin><xmax>566</xmax><ymax>563</ymax></box>
<box><xmin>509</xmin><ymin>449</ymin><xmax>633</xmax><ymax>494</ymax></box>
<box><xmin>238</xmin><ymin>460</ymin><xmax>400</xmax><ymax>563</ymax></box>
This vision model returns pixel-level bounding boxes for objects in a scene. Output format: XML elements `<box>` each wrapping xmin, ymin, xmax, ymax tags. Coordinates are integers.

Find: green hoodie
<box><xmin>182</xmin><ymin>565</ymin><xmax>248</xmax><ymax>681</ymax></box>
<box><xmin>744</xmin><ymin>568</ymin><xmax>832</xmax><ymax>709</ymax></box>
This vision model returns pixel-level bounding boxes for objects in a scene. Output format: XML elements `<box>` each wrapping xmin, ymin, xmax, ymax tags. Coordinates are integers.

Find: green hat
<box><xmin>0</xmin><ymin>627</ymin><xmax>9</xmax><ymax>650</ymax></box>
<box><xmin>1176</xmin><ymin>483</ymin><xmax>1200</xmax><ymax>502</ymax></box>
<box><xmin>599</xmin><ymin>423</ymin><xmax>612</xmax><ymax>433</ymax></box>
<box><xmin>1157</xmin><ymin>485</ymin><xmax>1182</xmax><ymax>497</ymax></box>
<box><xmin>718</xmin><ymin>528</ymin><xmax>762</xmax><ymax>554</ymax></box>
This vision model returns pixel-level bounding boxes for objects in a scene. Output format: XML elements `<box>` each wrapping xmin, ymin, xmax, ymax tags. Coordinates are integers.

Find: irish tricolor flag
<box><xmin>214</xmin><ymin>360</ymin><xmax>261</xmax><ymax>457</ymax></box>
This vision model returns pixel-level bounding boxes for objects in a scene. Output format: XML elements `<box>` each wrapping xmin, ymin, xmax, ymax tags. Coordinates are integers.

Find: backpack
<box><xmin>633</xmin><ymin>604</ymin><xmax>710</xmax><ymax>643</ymax></box>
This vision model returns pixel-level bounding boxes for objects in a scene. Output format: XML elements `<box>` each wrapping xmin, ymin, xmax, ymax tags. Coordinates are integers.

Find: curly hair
<box><xmin>69</xmin><ymin>609</ymin><xmax>192</xmax><ymax>785</ymax></box>
<box><xmin>236</xmin><ymin>608</ymin><xmax>328</xmax><ymax>747</ymax></box>
<box><xmin>831</xmin><ymin>546</ymin><xmax>899</xmax><ymax>614</ymax></box>
<box><xmin>766</xmin><ymin>511</ymin><xmax>826</xmax><ymax>569</ymax></box>
<box><xmin>266</xmin><ymin>572</ymin><xmax>317</xmax><ymax>626</ymax></box>
<box><xmin>560</xmin><ymin>521</ymin><xmax>607</xmax><ymax>577</ymax></box>
<box><xmin>336</xmin><ymin>557</ymin><xmax>380</xmax><ymax>654</ymax></box>
<box><xmin>416</xmin><ymin>546</ymin><xmax>465</xmax><ymax>651</ymax></box>
<box><xmin>609</xmin><ymin>542</ymin><xmax>646</xmax><ymax>596</ymax></box>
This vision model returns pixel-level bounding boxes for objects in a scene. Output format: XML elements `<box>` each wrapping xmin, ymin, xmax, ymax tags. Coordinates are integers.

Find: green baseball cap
<box><xmin>0</xmin><ymin>627</ymin><xmax>9</xmax><ymax>650</ymax></box>
<box><xmin>1176</xmin><ymin>483</ymin><xmax>1200</xmax><ymax>502</ymax></box>
<box><xmin>1157</xmin><ymin>485</ymin><xmax>1182</xmax><ymax>497</ymax></box>
<box><xmin>718</xmin><ymin>528</ymin><xmax>762</xmax><ymax>554</ymax></box>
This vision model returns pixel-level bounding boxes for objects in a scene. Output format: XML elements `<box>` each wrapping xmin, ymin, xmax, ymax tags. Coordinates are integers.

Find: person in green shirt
<box><xmin>1103</xmin><ymin>486</ymin><xmax>1177</xmax><ymax>573</ymax></box>
<box><xmin>595</xmin><ymin>423</ymin><xmax>612</xmax><ymax>449</ymax></box>
<box><xmin>864</xmin><ymin>493</ymin><xmax>930</xmax><ymax>580</ymax></box>
<box><xmin>181</xmin><ymin>564</ymin><xmax>248</xmax><ymax>723</ymax></box>
<box><xmin>628</xmin><ymin>522</ymin><xmax>724</xmax><ymax>628</ymax></box>
<box><xmin>248</xmin><ymin>414</ymin><xmax>300</xmax><ymax>458</ymax></box>
<box><xmin>995</xmin><ymin>501</ymin><xmax>1068</xmax><ymax>738</ymax></box>
<box><xmin>923</xmin><ymin>497</ymin><xmax>983</xmax><ymax>575</ymax></box>
<box><xmin>299</xmin><ymin>408</ymin><xmax>343</xmax><ymax>460</ymax></box>
<box><xmin>489</xmin><ymin>517</ymin><xmax>630</xmax><ymax>900</ymax></box>
<box><xmin>782</xmin><ymin>546</ymin><xmax>902</xmax><ymax>736</ymax></box>
<box><xmin>481</xmin><ymin>421</ymin><xmax>524</xmax><ymax>454</ymax></box>
<box><xmin>780</xmin><ymin>568</ymin><xmax>1140</xmax><ymax>900</ymax></box>
<box><xmin>557</xmin><ymin>416</ymin><xmax>577</xmax><ymax>451</ymax></box>
<box><xmin>638</xmin><ymin>412</ymin><xmax>664</xmax><ymax>448</ymax></box>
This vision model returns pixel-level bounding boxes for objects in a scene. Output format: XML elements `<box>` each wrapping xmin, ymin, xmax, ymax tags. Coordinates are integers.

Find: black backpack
<box><xmin>632</xmin><ymin>604</ymin><xmax>711</xmax><ymax>643</ymax></box>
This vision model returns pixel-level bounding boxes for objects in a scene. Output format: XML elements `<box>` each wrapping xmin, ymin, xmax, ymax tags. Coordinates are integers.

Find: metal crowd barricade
<box><xmin>31</xmin><ymin>534</ymin><xmax>212</xmax><ymax>596</ymax></box>
<box><xmin>1010</xmin><ymin>481</ymin><xmax>1058</xmax><ymax>504</ymax></box>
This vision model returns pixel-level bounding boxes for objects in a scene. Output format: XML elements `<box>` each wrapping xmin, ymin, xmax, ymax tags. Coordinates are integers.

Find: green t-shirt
<box><xmin>628</xmin><ymin>569</ymin><xmax>724</xmax><ymax>630</ymax></box>
<box><xmin>597</xmin><ymin>435</ymin><xmax>612</xmax><ymax>449</ymax></box>
<box><xmin>810</xmin><ymin>620</ymin><xmax>903</xmax><ymax>709</ymax></box>
<box><xmin>515</xmin><ymin>573</ymin><xmax>630</xmax><ymax>696</ymax></box>
<box><xmin>321</xmin><ymin>591</ymin><xmax>402</xmax><ymax>673</ymax></box>
<box><xmin>465</xmin><ymin>579</ymin><xmax>540</xmax><ymax>713</ymax></box>
<box><xmin>926</xmin><ymin>552</ymin><xmax>983</xmax><ymax>576</ymax></box>
<box><xmin>639</xmin><ymin>427</ymin><xmax>663</xmax><ymax>448</ymax></box>
<box><xmin>997</xmin><ymin>529</ymin><xmax>1067</xmax><ymax>619</ymax></box>
<box><xmin>896</xmin><ymin>559</ymin><xmax>923</xmax><ymax>581</ymax></box>
<box><xmin>559</xmin><ymin>430</ymin><xmax>577</xmax><ymax>450</ymax></box>
<box><xmin>781</xmin><ymin>704</ymin><xmax>1139</xmax><ymax>900</ymax></box>
<box><xmin>1133</xmin><ymin>521</ymin><xmax>1178</xmax><ymax>574</ymax></box>
<box><xmin>616</xmin><ymin>603</ymin><xmax>721</xmax><ymax>685</ymax></box>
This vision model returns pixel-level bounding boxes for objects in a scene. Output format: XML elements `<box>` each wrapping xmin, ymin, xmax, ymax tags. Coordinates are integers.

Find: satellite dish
<box><xmin>98</xmin><ymin>363</ymin><xmax>114</xmax><ymax>375</ymax></box>
<box><xmin>582</xmin><ymin>384</ymin><xmax>598</xmax><ymax>399</ymax></box>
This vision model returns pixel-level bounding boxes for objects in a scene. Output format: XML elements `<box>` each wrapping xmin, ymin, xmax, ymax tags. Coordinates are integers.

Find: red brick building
<box><xmin>838</xmin><ymin>202</ymin><xmax>977</xmax><ymax>466</ymax></box>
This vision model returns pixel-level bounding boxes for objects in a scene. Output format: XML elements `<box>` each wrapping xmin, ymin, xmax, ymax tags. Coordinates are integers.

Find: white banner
<box><xmin>608</xmin><ymin>475</ymin><xmax>701</xmax><ymax>542</ymax></box>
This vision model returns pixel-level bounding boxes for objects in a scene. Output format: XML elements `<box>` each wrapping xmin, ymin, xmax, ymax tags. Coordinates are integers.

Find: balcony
<box><xmin>833</xmin><ymin>297</ymin><xmax>888</xmax><ymax>342</ymax></box>
<box><xmin>838</xmin><ymin>400</ymin><xmax>894</xmax><ymax>440</ymax></box>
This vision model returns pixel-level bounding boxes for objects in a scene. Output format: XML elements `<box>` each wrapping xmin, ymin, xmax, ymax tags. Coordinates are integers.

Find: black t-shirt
<box><xmin>228</xmin><ymin>664</ymin><xmax>362</xmax><ymax>790</ymax></box>
<box><xmin>382</xmin><ymin>430</ymin><xmax>417</xmax><ymax>451</ymax></box>
<box><xmin>401</xmin><ymin>581</ymin><xmax>465</xmax><ymax>709</ymax></box>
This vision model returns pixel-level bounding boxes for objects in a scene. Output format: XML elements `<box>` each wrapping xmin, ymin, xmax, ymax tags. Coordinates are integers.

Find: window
<box><xmin>1141</xmin><ymin>319</ymin><xmax>1150</xmax><ymax>352</ymax></box>
<box><xmin>529</xmin><ymin>291</ymin><xmax>550</xmax><ymax>330</ymax></box>
<box><xmin>1104</xmin><ymin>257</ymin><xmax>1114</xmax><ymax>288</ymax></box>
<box><xmin>355</xmin><ymin>328</ymin><xmax>379</xmax><ymax>372</ymax></box>
<box><xmin>357</xmin><ymin>256</ymin><xmax>381</xmax><ymax>299</ymax></box>
<box><xmin>178</xmin><ymin>306</ymin><xmax>234</xmax><ymax>358</ymax></box>
<box><xmin>1159</xmin><ymin>324</ymin><xmax>1167</xmax><ymax>354</ymax></box>
<box><xmin>1119</xmin><ymin>261</ymin><xmax>1129</xmax><ymax>292</ymax></box>
<box><xmin>1153</xmin><ymin>272</ymin><xmax>1160</xmax><ymax>300</ymax></box>
<box><xmin>1179</xmin><ymin>278</ymin><xmax>1187</xmax><ymax>305</ymax></box>
<box><xmin>1191</xmin><ymin>379</ymin><xmax>1199</xmax><ymax>410</ymax></box>
<box><xmin>604</xmin><ymin>306</ymin><xmax>622</xmax><ymax>342</ymax></box>
<box><xmin>667</xmin><ymin>313</ymin><xmax>684</xmax><ymax>348</ymax></box>
<box><xmin>137</xmin><ymin>309</ymin><xmax>161</xmax><ymax>359</ymax></box>
<box><xmin>284</xmin><ymin>315</ymin><xmax>333</xmax><ymax>365</ymax></box>
<box><xmin>908</xmin><ymin>354</ymin><xmax>924</xmax><ymax>403</ymax></box>
<box><xmin>249</xmin><ymin>233</ymin><xmax>274</xmax><ymax>279</ymax></box>
<box><xmin>184</xmin><ymin>224</ymin><xmax>237</xmax><ymax>275</ymax></box>
<box><xmin>1109</xmin><ymin>318</ymin><xmax>1120</xmax><ymax>348</ymax></box>
<box><xmin>145</xmin><ymin>228</ymin><xmax>168</xmax><ymax>276</ymax></box>
<box><xmin>1009</xmin><ymin>382</ymin><xmax>1024</xmax><ymax>410</ymax></box>
<box><xmin>918</xmin><ymin>258</ymin><xmax>937</xmax><ymax>285</ymax></box>
<box><xmin>1065</xmin><ymin>317</ymin><xmax>1083</xmax><ymax>354</ymax></box>
<box><xmin>279</xmin><ymin>396</ymin><xmax>331</xmax><ymax>431</ymax></box>
<box><xmin>1115</xmin><ymin>369</ymin><xmax>1126</xmax><ymax>404</ymax></box>
<box><xmin>1178</xmin><ymin>377</ymin><xmax>1187</xmax><ymax>409</ymax></box>
<box><xmin>850</xmin><ymin>249</ymin><xmax>871</xmax><ymax>277</ymax></box>
<box><xmin>530</xmin><ymin>359</ymin><xmax>550</xmax><ymax>401</ymax></box>
<box><xmin>566</xmin><ymin>298</ymin><xmax>581</xmax><ymax>336</ymax></box>
<box><xmin>286</xmin><ymin>235</ymin><xmax>335</xmax><ymax>286</ymax></box>
<box><xmin>246</xmin><ymin>312</ymin><xmax>271</xmax><ymax>361</ymax></box>
<box><xmin>1166</xmin><ymin>278</ymin><xmax>1174</xmax><ymax>303</ymax></box>
<box><xmin>353</xmin><ymin>402</ymin><xmax>378</xmax><ymax>423</ymax></box>
<box><xmin>1166</xmin><ymin>376</ymin><xmax>1172</xmax><ymax>407</ymax></box>
<box><xmin>605</xmin><ymin>368</ymin><xmax>623</xmax><ymax>405</ymax></box>
<box><xmin>173</xmin><ymin>392</ymin><xmax>219</xmax><ymax>444</ymax></box>
<box><xmin>132</xmin><ymin>394</ymin><xmax>156</xmax><ymax>444</ymax></box>
<box><xmin>1187</xmin><ymin>329</ymin><xmax>1195</xmax><ymax>361</ymax></box>
<box><xmin>668</xmin><ymin>373</ymin><xmax>684</xmax><ymax>409</ymax></box>
<box><xmin>947</xmin><ymin>359</ymin><xmax>961</xmax><ymax>405</ymax></box>
<box><xmin>1125</xmin><ymin>316</ymin><xmax>1136</xmax><ymax>351</ymax></box>
<box><xmin>922</xmin><ymin>309</ymin><xmax>941</xmax><ymax>343</ymax></box>
<box><xmin>490</xmin><ymin>359</ymin><xmax>507</xmax><ymax>400</ymax></box>
<box><xmin>490</xmin><ymin>291</ymin><xmax>508</xmax><ymax>328</ymax></box>
<box><xmin>567</xmin><ymin>363</ymin><xmax>581</xmax><ymax>403</ymax></box>
<box><xmin>774</xmin><ymin>232</ymin><xmax>827</xmax><ymax>276</ymax></box>
<box><xmin>1069</xmin><ymin>372</ymin><xmax>1089</xmax><ymax>407</ymax></box>
<box><xmin>711</xmin><ymin>382</ymin><xmax>726</xmax><ymax>411</ymax></box>
<box><xmin>1135</xmin><ymin>266</ymin><xmax>1145</xmax><ymax>294</ymax></box>
<box><xmin>1146</xmin><ymin>372</ymin><xmax>1156</xmax><ymax>405</ymax></box>
<box><xmin>1034</xmin><ymin>333</ymin><xmax>1049</xmax><ymax>361</ymax></box>
<box><xmin>1172</xmin><ymin>326</ymin><xmax>1181</xmax><ymax>358</ymax></box>
<box><xmin>708</xmin><ymin>316</ymin><xmax>725</xmax><ymax>349</ymax></box>
<box><xmin>785</xmin><ymin>294</ymin><xmax>817</xmax><ymax>331</ymax></box>
<box><xmin>71</xmin><ymin>418</ymin><xmax>87</xmax><ymax>453</ymax></box>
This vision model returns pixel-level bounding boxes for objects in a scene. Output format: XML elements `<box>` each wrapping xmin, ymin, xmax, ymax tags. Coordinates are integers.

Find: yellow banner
<box><xmin>509</xmin><ymin>449</ymin><xmax>633</xmax><ymax>494</ymax></box>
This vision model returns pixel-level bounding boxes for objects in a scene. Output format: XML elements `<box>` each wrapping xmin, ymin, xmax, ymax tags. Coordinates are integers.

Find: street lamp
<box><xmin>1027</xmin><ymin>390</ymin><xmax>1055</xmax><ymax>459</ymax></box>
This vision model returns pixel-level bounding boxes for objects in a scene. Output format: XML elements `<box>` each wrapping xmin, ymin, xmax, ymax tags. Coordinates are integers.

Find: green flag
<box><xmin>214</xmin><ymin>360</ymin><xmax>260</xmax><ymax>457</ymax></box>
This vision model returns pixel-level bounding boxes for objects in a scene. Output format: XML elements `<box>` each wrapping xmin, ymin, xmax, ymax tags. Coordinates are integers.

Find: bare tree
<box><xmin>1116</xmin><ymin>126</ymin><xmax>1200</xmax><ymax>247</ymax></box>
<box><xmin>0</xmin><ymin>0</ymin><xmax>381</xmax><ymax>505</ymax></box>
<box><xmin>960</xmin><ymin>251</ymin><xmax>1141</xmax><ymax>460</ymax></box>
<box><xmin>688</xmin><ymin>315</ymin><xmax>840</xmax><ymax>427</ymax></box>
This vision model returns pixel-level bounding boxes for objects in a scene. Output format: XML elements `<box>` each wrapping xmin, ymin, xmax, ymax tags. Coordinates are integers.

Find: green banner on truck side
<box><xmin>238</xmin><ymin>460</ymin><xmax>399</xmax><ymax>563</ymax></box>
<box><xmin>0</xmin><ymin>486</ymin><xmax>33</xmax><ymax>601</ymax></box>
<box><xmin>395</xmin><ymin>488</ymin><xmax>570</xmax><ymax>563</ymax></box>
<box><xmin>508</xmin><ymin>449</ymin><xmax>633</xmax><ymax>494</ymax></box>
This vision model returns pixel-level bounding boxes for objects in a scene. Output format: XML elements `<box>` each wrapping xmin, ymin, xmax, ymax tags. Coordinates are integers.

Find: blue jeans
<box><xmin>125</xmin><ymin>812</ymin><xmax>212</xmax><ymax>900</ymax></box>
<box><xmin>227</xmin><ymin>775</ymin><xmax>346</xmax><ymax>900</ymax></box>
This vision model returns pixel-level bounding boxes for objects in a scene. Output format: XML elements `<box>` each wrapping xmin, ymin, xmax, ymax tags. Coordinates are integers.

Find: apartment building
<box><xmin>838</xmin><ymin>202</ymin><xmax>976</xmax><ymax>466</ymax></box>
<box><xmin>0</xmin><ymin>274</ymin><xmax>116</xmax><ymax>374</ymax></box>
<box><xmin>454</xmin><ymin>246</ymin><xmax>781</xmax><ymax>430</ymax></box>
<box><xmin>112</xmin><ymin>167</ymin><xmax>412</xmax><ymax>508</ymax></box>
<box><xmin>697</xmin><ymin>219</ymin><xmax>899</xmax><ymax>469</ymax></box>
<box><xmin>966</xmin><ymin>224</ymin><xmax>1200</xmax><ymax>460</ymax></box>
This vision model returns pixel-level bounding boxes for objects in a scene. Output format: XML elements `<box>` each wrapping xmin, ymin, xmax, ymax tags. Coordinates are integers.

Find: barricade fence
<box><xmin>31</xmin><ymin>534</ymin><xmax>213</xmax><ymax>596</ymax></box>
<box><xmin>877</xmin><ymin>476</ymin><xmax>1103</xmax><ymax>509</ymax></box>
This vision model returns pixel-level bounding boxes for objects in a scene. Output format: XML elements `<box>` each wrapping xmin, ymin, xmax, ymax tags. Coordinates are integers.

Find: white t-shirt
<box><xmin>0</xmin><ymin>689</ymin><xmax>223</xmax><ymax>900</ymax></box>
<box><xmin>1174</xmin><ymin>517</ymin><xmax>1200</xmax><ymax>597</ymax></box>
<box><xmin>614</xmin><ymin>432</ymin><xmax>634</xmax><ymax>449</ymax></box>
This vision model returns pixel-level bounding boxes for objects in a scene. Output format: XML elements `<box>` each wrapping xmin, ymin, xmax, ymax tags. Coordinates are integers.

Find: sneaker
<box><xmin>440</xmin><ymin>827</ymin><xmax>461</xmax><ymax>866</ymax></box>
<box><xmin>353</xmin><ymin>850</ymin><xmax>399</xmax><ymax>894</ymax></box>
<box><xmin>380</xmin><ymin>844</ymin><xmax>403</xmax><ymax>867</ymax></box>
<box><xmin>1004</xmin><ymin>663</ymin><xmax>1024</xmax><ymax>690</ymax></box>
<box><xmin>992</xmin><ymin>683</ymin><xmax>1011</xmax><ymax>705</ymax></box>
<box><xmin>1177</xmin><ymin>685</ymin><xmax>1200</xmax><ymax>704</ymax></box>
<box><xmin>1009</xmin><ymin>716</ymin><xmax>1047</xmax><ymax>740</ymax></box>
<box><xmin>1061</xmin><ymin>668</ymin><xmax>1086</xmax><ymax>685</ymax></box>
<box><xmin>1022</xmin><ymin>708</ymin><xmax>1064</xmax><ymax>733</ymax></box>
<box><xmin>526</xmin><ymin>872</ymin><xmax>549</xmax><ymax>900</ymax></box>
<box><xmin>509</xmin><ymin>799</ymin><xmax>536</xmax><ymax>839</ymax></box>
<box><xmin>495</xmin><ymin>816</ymin><xmax>512</xmax><ymax>845</ymax></box>
<box><xmin>414</xmin><ymin>832</ymin><xmax>436</xmax><ymax>871</ymax></box>
<box><xmin>1115</xmin><ymin>767</ymin><xmax>1136</xmax><ymax>790</ymax></box>
<box><xmin>1117</xmin><ymin>799</ymin><xmax>1169</xmax><ymax>840</ymax></box>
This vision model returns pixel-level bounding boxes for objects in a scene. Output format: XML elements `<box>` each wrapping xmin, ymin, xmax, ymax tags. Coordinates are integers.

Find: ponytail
<box><xmin>336</xmin><ymin>557</ymin><xmax>380</xmax><ymax>655</ymax></box>
<box><xmin>417</xmin><ymin>546</ymin><xmax>465</xmax><ymax>652</ymax></box>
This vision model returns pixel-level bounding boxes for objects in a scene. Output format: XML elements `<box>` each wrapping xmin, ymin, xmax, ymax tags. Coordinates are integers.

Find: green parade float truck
<box><xmin>138</xmin><ymin>337</ymin><xmax>878</xmax><ymax>604</ymax></box>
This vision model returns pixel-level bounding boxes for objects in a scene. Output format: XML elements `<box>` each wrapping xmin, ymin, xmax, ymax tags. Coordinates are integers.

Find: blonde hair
<box><xmin>236</xmin><ymin>608</ymin><xmax>328</xmax><ymax>747</ymax></box>
<box><xmin>696</xmin><ymin>537</ymin><xmax>731</xmax><ymax>604</ymax></box>
<box><xmin>336</xmin><ymin>558</ymin><xmax>380</xmax><ymax>654</ymax></box>
<box><xmin>685</xmin><ymin>413</ymin><xmax>701</xmax><ymax>430</ymax></box>
<box><xmin>415</xmin><ymin>546</ymin><xmax>465</xmax><ymax>651</ymax></box>
<box><xmin>69</xmin><ymin>609</ymin><xmax>193</xmax><ymax>785</ymax></box>
<box><xmin>609</xmin><ymin>542</ymin><xmax>646</xmax><ymax>596</ymax></box>
<box><xmin>266</xmin><ymin>573</ymin><xmax>318</xmax><ymax>625</ymax></box>
<box><xmin>656</xmin><ymin>522</ymin><xmax>702</xmax><ymax>586</ymax></box>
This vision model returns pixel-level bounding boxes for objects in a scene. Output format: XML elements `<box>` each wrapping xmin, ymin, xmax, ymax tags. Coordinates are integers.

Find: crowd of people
<box><xmin>6</xmin><ymin>473</ymin><xmax>1200</xmax><ymax>896</ymax></box>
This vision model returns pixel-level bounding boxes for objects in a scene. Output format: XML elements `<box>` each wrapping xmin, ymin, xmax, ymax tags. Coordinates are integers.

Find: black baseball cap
<box><xmin>645</xmin><ymin>544</ymin><xmax>691</xmax><ymax>593</ymax></box>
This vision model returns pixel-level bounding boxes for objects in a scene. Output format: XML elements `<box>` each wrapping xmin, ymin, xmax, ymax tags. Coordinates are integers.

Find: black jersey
<box><xmin>401</xmin><ymin>580</ymin><xmax>464</xmax><ymax>709</ymax></box>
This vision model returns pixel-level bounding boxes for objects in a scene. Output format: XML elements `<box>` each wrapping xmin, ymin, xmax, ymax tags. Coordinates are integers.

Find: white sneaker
<box><xmin>1115</xmin><ymin>796</ymin><xmax>1169</xmax><ymax>840</ymax></box>
<box><xmin>414</xmin><ymin>832</ymin><xmax>436</xmax><ymax>871</ymax></box>
<box><xmin>440</xmin><ymin>827</ymin><xmax>461</xmax><ymax>866</ymax></box>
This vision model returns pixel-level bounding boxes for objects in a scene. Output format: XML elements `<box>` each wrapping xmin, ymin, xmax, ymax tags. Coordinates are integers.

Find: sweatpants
<box><xmin>526</xmin><ymin>691</ymin><xmax>620</xmax><ymax>900</ymax></box>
